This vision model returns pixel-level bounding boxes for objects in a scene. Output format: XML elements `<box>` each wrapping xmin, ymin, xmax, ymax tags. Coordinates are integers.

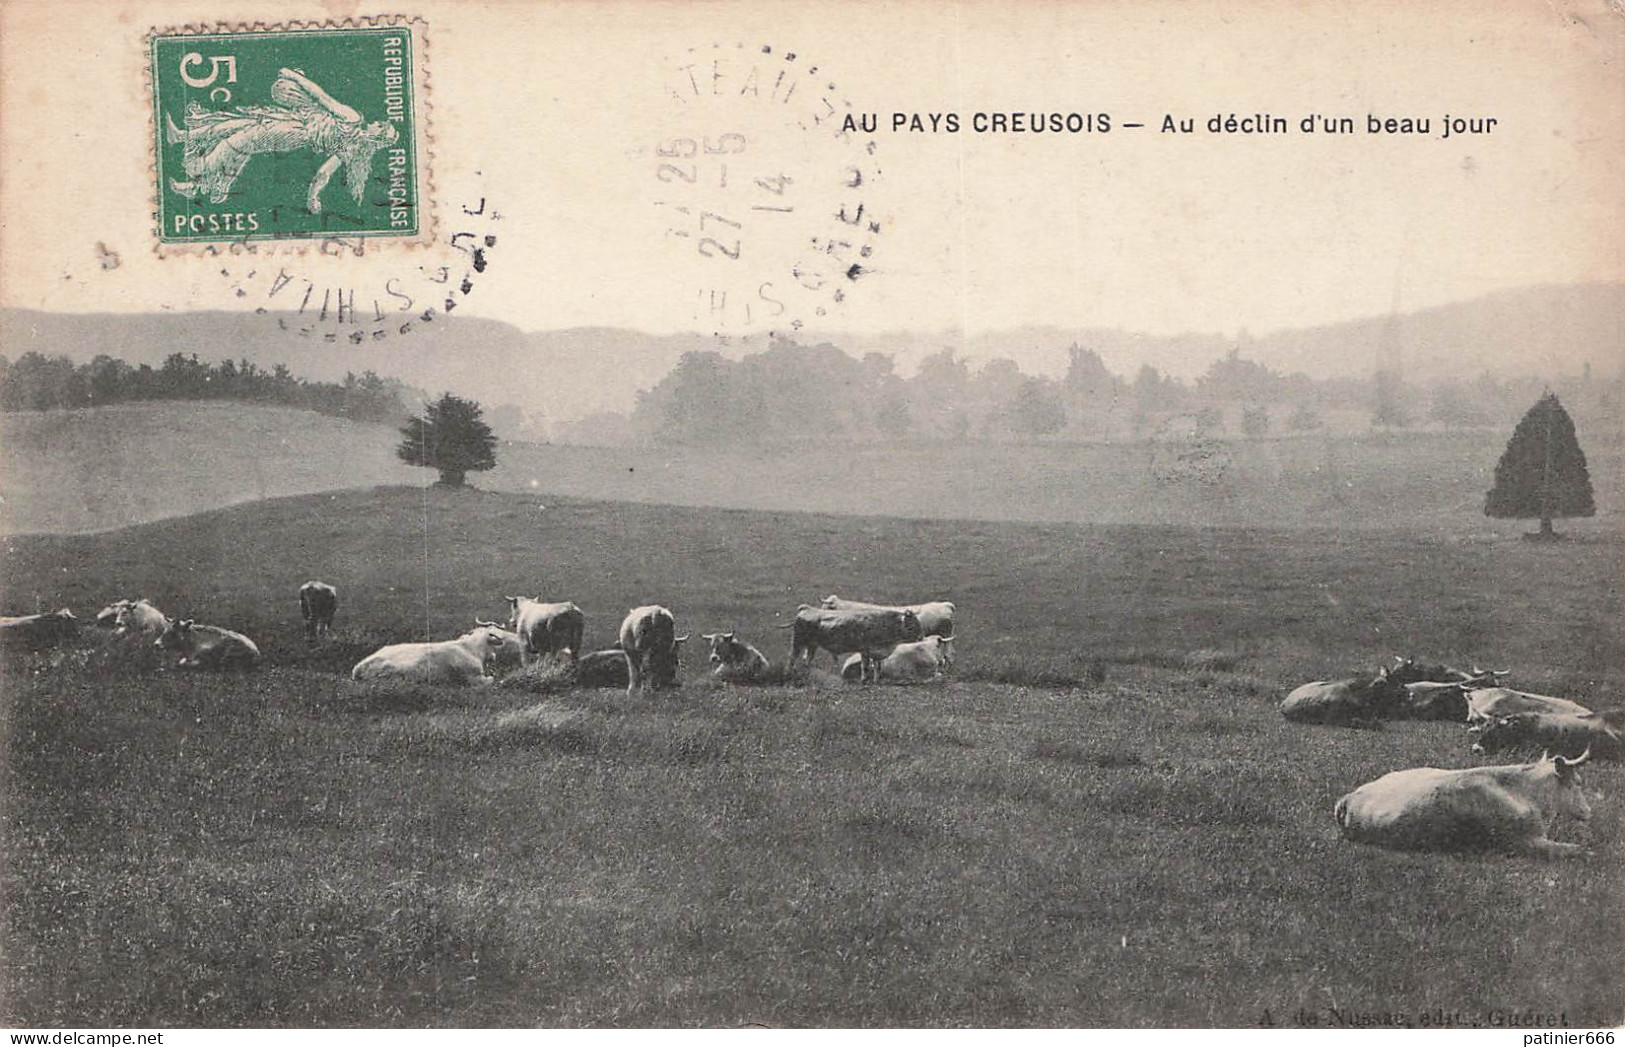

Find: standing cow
<box><xmin>619</xmin><ymin>606</ymin><xmax>689</xmax><ymax>696</ymax></box>
<box><xmin>821</xmin><ymin>595</ymin><xmax>955</xmax><ymax>638</ymax></box>
<box><xmin>780</xmin><ymin>604</ymin><xmax>923</xmax><ymax>683</ymax></box>
<box><xmin>299</xmin><ymin>581</ymin><xmax>338</xmax><ymax>641</ymax></box>
<box><xmin>506</xmin><ymin>596</ymin><xmax>586</xmax><ymax>665</ymax></box>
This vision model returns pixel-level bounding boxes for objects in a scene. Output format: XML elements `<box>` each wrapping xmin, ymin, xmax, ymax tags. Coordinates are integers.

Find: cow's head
<box><xmin>155</xmin><ymin>619</ymin><xmax>193</xmax><ymax>650</ymax></box>
<box><xmin>652</xmin><ymin>633</ymin><xmax>690</xmax><ymax>685</ymax></box>
<box><xmin>1470</xmin><ymin>712</ymin><xmax>1542</xmax><ymax>755</ymax></box>
<box><xmin>95</xmin><ymin>600</ymin><xmax>131</xmax><ymax>629</ymax></box>
<box><xmin>897</xmin><ymin>609</ymin><xmax>923</xmax><ymax>642</ymax></box>
<box><xmin>704</xmin><ymin>631</ymin><xmax>743</xmax><ymax>666</ymax></box>
<box><xmin>1549</xmin><ymin>751</ymin><xmax>1594</xmax><ymax>822</ymax></box>
<box><xmin>820</xmin><ymin>595</ymin><xmax>842</xmax><ymax>609</ymax></box>
<box><xmin>936</xmin><ymin>635</ymin><xmax>956</xmax><ymax>668</ymax></box>
<box><xmin>470</xmin><ymin>625</ymin><xmax>506</xmax><ymax>649</ymax></box>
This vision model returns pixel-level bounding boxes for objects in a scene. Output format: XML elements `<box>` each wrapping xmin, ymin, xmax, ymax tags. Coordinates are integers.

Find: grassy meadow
<box><xmin>2</xmin><ymin>485</ymin><xmax>1622</xmax><ymax>1027</ymax></box>
<box><xmin>6</xmin><ymin>402</ymin><xmax>1622</xmax><ymax>536</ymax></box>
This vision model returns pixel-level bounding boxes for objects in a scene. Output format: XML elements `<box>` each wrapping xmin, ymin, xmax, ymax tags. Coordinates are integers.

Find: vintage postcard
<box><xmin>1</xmin><ymin>0</ymin><xmax>1621</xmax><ymax>1032</ymax></box>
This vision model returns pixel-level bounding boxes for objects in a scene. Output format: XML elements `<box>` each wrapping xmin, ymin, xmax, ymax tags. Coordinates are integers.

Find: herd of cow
<box><xmin>0</xmin><ymin>585</ymin><xmax>959</xmax><ymax>694</ymax></box>
<box><xmin>1284</xmin><ymin>656</ymin><xmax>1620</xmax><ymax>859</ymax></box>
<box><xmin>3</xmin><ymin>584</ymin><xmax>1616</xmax><ymax>859</ymax></box>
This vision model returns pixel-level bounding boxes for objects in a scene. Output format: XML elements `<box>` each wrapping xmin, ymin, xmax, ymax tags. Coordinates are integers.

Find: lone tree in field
<box><xmin>1484</xmin><ymin>392</ymin><xmax>1594</xmax><ymax>539</ymax></box>
<box><xmin>397</xmin><ymin>392</ymin><xmax>498</xmax><ymax>488</ymax></box>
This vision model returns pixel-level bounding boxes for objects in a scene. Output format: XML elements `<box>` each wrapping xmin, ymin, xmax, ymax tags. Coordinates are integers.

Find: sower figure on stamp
<box><xmin>165</xmin><ymin>67</ymin><xmax>397</xmax><ymax>213</ymax></box>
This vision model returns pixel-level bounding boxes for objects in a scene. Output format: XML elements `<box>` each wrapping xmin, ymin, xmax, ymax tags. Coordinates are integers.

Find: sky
<box><xmin>1</xmin><ymin>0</ymin><xmax>1622</xmax><ymax>341</ymax></box>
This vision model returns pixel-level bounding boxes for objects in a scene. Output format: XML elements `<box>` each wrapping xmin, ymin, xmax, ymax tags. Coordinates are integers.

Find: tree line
<box><xmin>0</xmin><ymin>351</ymin><xmax>420</xmax><ymax>425</ymax></box>
<box><xmin>598</xmin><ymin>339</ymin><xmax>1624</xmax><ymax>446</ymax></box>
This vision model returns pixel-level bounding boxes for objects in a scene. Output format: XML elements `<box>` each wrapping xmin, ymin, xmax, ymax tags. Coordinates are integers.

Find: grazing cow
<box><xmin>1471</xmin><ymin>709</ymin><xmax>1624</xmax><ymax>761</ymax></box>
<box><xmin>350</xmin><ymin>626</ymin><xmax>505</xmax><ymax>685</ymax></box>
<box><xmin>1334</xmin><ymin>752</ymin><xmax>1595</xmax><ymax>858</ymax></box>
<box><xmin>473</xmin><ymin>619</ymin><xmax>525</xmax><ymax>674</ymax></box>
<box><xmin>299</xmin><ymin>581</ymin><xmax>338</xmax><ymax>641</ymax></box>
<box><xmin>576</xmin><ymin>647</ymin><xmax>632</xmax><ymax>689</ymax></box>
<box><xmin>505</xmin><ymin>596</ymin><xmax>586</xmax><ymax>665</ymax></box>
<box><xmin>619</xmin><ymin>606</ymin><xmax>689</xmax><ymax>696</ymax></box>
<box><xmin>703</xmin><ymin>631</ymin><xmax>772</xmax><ymax>681</ymax></box>
<box><xmin>95</xmin><ymin>599</ymin><xmax>170</xmax><ymax>637</ymax></box>
<box><xmin>821</xmin><ymin>595</ymin><xmax>955</xmax><ymax>639</ymax></box>
<box><xmin>154</xmin><ymin>619</ymin><xmax>261</xmax><ymax>669</ymax></box>
<box><xmin>780</xmin><ymin>604</ymin><xmax>923</xmax><ymax>683</ymax></box>
<box><xmin>841</xmin><ymin>635</ymin><xmax>955</xmax><ymax>683</ymax></box>
<box><xmin>1280</xmin><ymin>667</ymin><xmax>1403</xmax><ymax>727</ymax></box>
<box><xmin>0</xmin><ymin>609</ymin><xmax>80</xmax><ymax>652</ymax></box>
<box><xmin>1465</xmin><ymin>686</ymin><xmax>1593</xmax><ymax>727</ymax></box>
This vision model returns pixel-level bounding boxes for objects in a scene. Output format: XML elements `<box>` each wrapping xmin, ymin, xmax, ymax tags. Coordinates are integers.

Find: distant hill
<box><xmin>4</xmin><ymin>282</ymin><xmax>1619</xmax><ymax>430</ymax></box>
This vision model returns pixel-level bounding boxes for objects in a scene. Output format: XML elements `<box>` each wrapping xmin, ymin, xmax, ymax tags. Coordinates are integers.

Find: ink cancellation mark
<box><xmin>650</xmin><ymin>44</ymin><xmax>883</xmax><ymax>333</ymax></box>
<box><xmin>150</xmin><ymin>20</ymin><xmax>428</xmax><ymax>249</ymax></box>
<box><xmin>209</xmin><ymin>191</ymin><xmax>501</xmax><ymax>345</ymax></box>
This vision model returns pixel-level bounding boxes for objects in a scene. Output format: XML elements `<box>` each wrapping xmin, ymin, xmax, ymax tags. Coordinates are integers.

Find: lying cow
<box><xmin>350</xmin><ymin>626</ymin><xmax>505</xmax><ymax>685</ymax></box>
<box><xmin>1280</xmin><ymin>667</ymin><xmax>1403</xmax><ymax>727</ymax></box>
<box><xmin>473</xmin><ymin>619</ymin><xmax>526</xmax><ymax>674</ymax></box>
<box><xmin>703</xmin><ymin>631</ymin><xmax>771</xmax><ymax>681</ymax></box>
<box><xmin>506</xmin><ymin>596</ymin><xmax>585</xmax><ymax>665</ymax></box>
<box><xmin>1471</xmin><ymin>709</ymin><xmax>1624</xmax><ymax>761</ymax></box>
<box><xmin>95</xmin><ymin>598</ymin><xmax>170</xmax><ymax>638</ymax></box>
<box><xmin>619</xmin><ymin>606</ymin><xmax>689</xmax><ymax>696</ymax></box>
<box><xmin>155</xmin><ymin>619</ymin><xmax>261</xmax><ymax>669</ymax></box>
<box><xmin>1466</xmin><ymin>686</ymin><xmax>1594</xmax><ymax>727</ymax></box>
<box><xmin>1396</xmin><ymin>671</ymin><xmax>1505</xmax><ymax>721</ymax></box>
<box><xmin>0</xmin><ymin>609</ymin><xmax>80</xmax><ymax>653</ymax></box>
<box><xmin>1383</xmin><ymin>657</ymin><xmax>1497</xmax><ymax>687</ymax></box>
<box><xmin>821</xmin><ymin>595</ymin><xmax>955</xmax><ymax>639</ymax></box>
<box><xmin>299</xmin><ymin>581</ymin><xmax>338</xmax><ymax>641</ymax></box>
<box><xmin>840</xmin><ymin>635</ymin><xmax>955</xmax><ymax>683</ymax></box>
<box><xmin>1335</xmin><ymin>752</ymin><xmax>1594</xmax><ymax>859</ymax></box>
<box><xmin>780</xmin><ymin>604</ymin><xmax>922</xmax><ymax>683</ymax></box>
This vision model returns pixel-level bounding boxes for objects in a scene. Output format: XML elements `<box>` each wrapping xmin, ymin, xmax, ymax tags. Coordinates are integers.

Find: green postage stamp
<box><xmin>150</xmin><ymin>20</ymin><xmax>427</xmax><ymax>247</ymax></box>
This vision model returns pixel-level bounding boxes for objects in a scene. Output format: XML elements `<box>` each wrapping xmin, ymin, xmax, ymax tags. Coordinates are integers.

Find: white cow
<box><xmin>1335</xmin><ymin>752</ymin><xmax>1594</xmax><ymax>859</ymax></box>
<box><xmin>1465</xmin><ymin>686</ymin><xmax>1593</xmax><ymax>727</ymax></box>
<box><xmin>96</xmin><ymin>598</ymin><xmax>170</xmax><ymax>637</ymax></box>
<box><xmin>841</xmin><ymin>635</ymin><xmax>956</xmax><ymax>683</ymax></box>
<box><xmin>619</xmin><ymin>606</ymin><xmax>689</xmax><ymax>696</ymax></box>
<box><xmin>473</xmin><ymin>619</ymin><xmax>525</xmax><ymax>674</ymax></box>
<box><xmin>505</xmin><ymin>596</ymin><xmax>585</xmax><ymax>665</ymax></box>
<box><xmin>702</xmin><ymin>631</ymin><xmax>772</xmax><ymax>681</ymax></box>
<box><xmin>350</xmin><ymin>626</ymin><xmax>506</xmax><ymax>685</ymax></box>
<box><xmin>821</xmin><ymin>595</ymin><xmax>955</xmax><ymax>639</ymax></box>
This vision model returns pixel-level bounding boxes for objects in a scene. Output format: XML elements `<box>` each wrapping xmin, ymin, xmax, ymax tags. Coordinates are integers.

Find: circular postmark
<box><xmin>647</xmin><ymin>43</ymin><xmax>883</xmax><ymax>334</ymax></box>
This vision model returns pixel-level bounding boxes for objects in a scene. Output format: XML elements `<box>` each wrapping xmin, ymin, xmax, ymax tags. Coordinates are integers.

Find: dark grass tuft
<box><xmin>497</xmin><ymin>659</ymin><xmax>579</xmax><ymax>695</ymax></box>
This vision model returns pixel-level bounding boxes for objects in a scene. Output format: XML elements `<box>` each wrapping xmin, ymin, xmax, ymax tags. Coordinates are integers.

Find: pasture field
<box><xmin>6</xmin><ymin>402</ymin><xmax>1623</xmax><ymax>536</ymax></box>
<box><xmin>2</xmin><ymin>486</ymin><xmax>1622</xmax><ymax>1027</ymax></box>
